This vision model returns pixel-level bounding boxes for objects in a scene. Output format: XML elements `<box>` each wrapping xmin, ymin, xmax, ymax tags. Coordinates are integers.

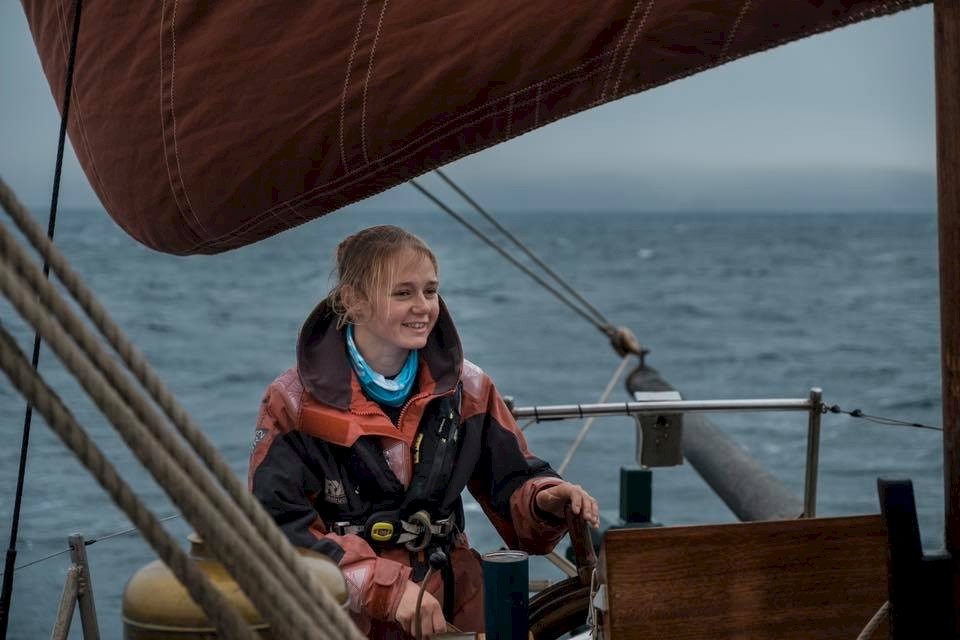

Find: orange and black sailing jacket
<box><xmin>248</xmin><ymin>297</ymin><xmax>567</xmax><ymax>635</ymax></box>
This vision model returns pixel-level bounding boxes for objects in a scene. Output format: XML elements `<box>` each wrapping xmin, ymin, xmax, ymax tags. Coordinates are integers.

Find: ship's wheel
<box><xmin>528</xmin><ymin>509</ymin><xmax>597</xmax><ymax>640</ymax></box>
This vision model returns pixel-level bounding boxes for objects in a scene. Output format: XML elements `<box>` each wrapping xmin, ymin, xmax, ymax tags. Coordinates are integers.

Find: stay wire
<box><xmin>433</xmin><ymin>168</ymin><xmax>612</xmax><ymax>328</ymax></box>
<box><xmin>0</xmin><ymin>0</ymin><xmax>84</xmax><ymax>635</ymax></box>
<box><xmin>410</xmin><ymin>179</ymin><xmax>608</xmax><ymax>334</ymax></box>
<box><xmin>824</xmin><ymin>404</ymin><xmax>942</xmax><ymax>432</ymax></box>
<box><xmin>0</xmin><ymin>515</ymin><xmax>181</xmax><ymax>578</ymax></box>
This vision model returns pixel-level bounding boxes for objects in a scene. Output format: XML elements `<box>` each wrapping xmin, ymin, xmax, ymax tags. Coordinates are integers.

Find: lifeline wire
<box><xmin>410</xmin><ymin>179</ymin><xmax>610</xmax><ymax>334</ymax></box>
<box><xmin>825</xmin><ymin>404</ymin><xmax>942</xmax><ymax>431</ymax></box>
<box><xmin>0</xmin><ymin>0</ymin><xmax>83</xmax><ymax>636</ymax></box>
<box><xmin>0</xmin><ymin>514</ymin><xmax>181</xmax><ymax>578</ymax></box>
<box><xmin>433</xmin><ymin>168</ymin><xmax>612</xmax><ymax>328</ymax></box>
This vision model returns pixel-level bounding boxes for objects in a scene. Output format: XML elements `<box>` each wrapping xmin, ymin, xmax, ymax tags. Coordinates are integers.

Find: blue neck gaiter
<box><xmin>345</xmin><ymin>325</ymin><xmax>419</xmax><ymax>407</ymax></box>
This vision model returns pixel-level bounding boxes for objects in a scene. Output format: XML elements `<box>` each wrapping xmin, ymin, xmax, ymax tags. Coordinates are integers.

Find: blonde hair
<box><xmin>329</xmin><ymin>225</ymin><xmax>438</xmax><ymax>328</ymax></box>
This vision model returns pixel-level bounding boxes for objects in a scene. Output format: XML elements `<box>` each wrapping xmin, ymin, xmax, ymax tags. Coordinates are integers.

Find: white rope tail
<box><xmin>856</xmin><ymin>600</ymin><xmax>891</xmax><ymax>640</ymax></box>
<box><xmin>558</xmin><ymin>354</ymin><xmax>633</xmax><ymax>475</ymax></box>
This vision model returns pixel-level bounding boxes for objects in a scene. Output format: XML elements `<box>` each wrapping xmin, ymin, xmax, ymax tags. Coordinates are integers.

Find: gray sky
<box><xmin>1</xmin><ymin>4</ymin><xmax>937</xmax><ymax>215</ymax></box>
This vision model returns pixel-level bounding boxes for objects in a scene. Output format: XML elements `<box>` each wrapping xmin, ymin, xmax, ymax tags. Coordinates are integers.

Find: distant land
<box><xmin>354</xmin><ymin>165</ymin><xmax>937</xmax><ymax>215</ymax></box>
<box><xmin>14</xmin><ymin>165</ymin><xmax>935</xmax><ymax>220</ymax></box>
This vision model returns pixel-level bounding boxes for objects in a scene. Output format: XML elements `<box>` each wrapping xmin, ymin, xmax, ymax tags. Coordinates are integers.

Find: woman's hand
<box><xmin>395</xmin><ymin>580</ymin><xmax>447</xmax><ymax>638</ymax></box>
<box><xmin>535</xmin><ymin>482</ymin><xmax>600</xmax><ymax>528</ymax></box>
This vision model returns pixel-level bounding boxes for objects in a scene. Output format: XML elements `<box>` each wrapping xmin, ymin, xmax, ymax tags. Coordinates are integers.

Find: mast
<box><xmin>935</xmin><ymin>0</ymin><xmax>960</xmax><ymax>631</ymax></box>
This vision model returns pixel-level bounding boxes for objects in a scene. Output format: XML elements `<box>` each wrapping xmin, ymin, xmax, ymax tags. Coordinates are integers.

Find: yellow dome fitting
<box><xmin>123</xmin><ymin>534</ymin><xmax>347</xmax><ymax>639</ymax></box>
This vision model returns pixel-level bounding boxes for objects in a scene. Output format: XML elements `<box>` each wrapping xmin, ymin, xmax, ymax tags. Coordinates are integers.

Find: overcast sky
<box><xmin>0</xmin><ymin>4</ymin><xmax>937</xmax><ymax>215</ymax></box>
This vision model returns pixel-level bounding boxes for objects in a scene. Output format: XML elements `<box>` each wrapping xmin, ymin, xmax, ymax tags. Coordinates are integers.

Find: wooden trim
<box><xmin>600</xmin><ymin>516</ymin><xmax>889</xmax><ymax>639</ymax></box>
<box><xmin>934</xmin><ymin>0</ymin><xmax>960</xmax><ymax>632</ymax></box>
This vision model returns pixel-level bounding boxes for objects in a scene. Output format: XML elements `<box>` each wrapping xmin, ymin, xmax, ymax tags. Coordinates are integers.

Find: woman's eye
<box><xmin>392</xmin><ymin>290</ymin><xmax>410</xmax><ymax>297</ymax></box>
<box><xmin>425</xmin><ymin>289</ymin><xmax>438</xmax><ymax>297</ymax></box>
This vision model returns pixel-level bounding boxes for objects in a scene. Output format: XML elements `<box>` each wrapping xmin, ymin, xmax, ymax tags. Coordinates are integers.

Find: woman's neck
<box><xmin>352</xmin><ymin>326</ymin><xmax>409</xmax><ymax>377</ymax></box>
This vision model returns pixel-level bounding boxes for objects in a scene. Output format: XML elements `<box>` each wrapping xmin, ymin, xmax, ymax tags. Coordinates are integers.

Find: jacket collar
<box><xmin>297</xmin><ymin>295</ymin><xmax>463</xmax><ymax>411</ymax></box>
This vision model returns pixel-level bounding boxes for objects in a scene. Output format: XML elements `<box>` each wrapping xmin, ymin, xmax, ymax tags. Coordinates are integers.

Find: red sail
<box><xmin>21</xmin><ymin>1</ymin><xmax>926</xmax><ymax>255</ymax></box>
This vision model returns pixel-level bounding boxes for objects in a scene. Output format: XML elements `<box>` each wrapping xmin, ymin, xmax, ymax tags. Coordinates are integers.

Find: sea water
<box><xmin>0</xmin><ymin>208</ymin><xmax>942</xmax><ymax>638</ymax></box>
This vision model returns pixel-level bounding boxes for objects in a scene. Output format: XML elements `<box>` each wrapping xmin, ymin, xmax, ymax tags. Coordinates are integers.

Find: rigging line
<box><xmin>434</xmin><ymin>168</ymin><xmax>612</xmax><ymax>328</ymax></box>
<box><xmin>410</xmin><ymin>179</ymin><xmax>608</xmax><ymax>334</ymax></box>
<box><xmin>0</xmin><ymin>514</ymin><xmax>182</xmax><ymax>578</ymax></box>
<box><xmin>557</xmin><ymin>354</ymin><xmax>633</xmax><ymax>475</ymax></box>
<box><xmin>825</xmin><ymin>404</ymin><xmax>942</xmax><ymax>432</ymax></box>
<box><xmin>0</xmin><ymin>0</ymin><xmax>84</xmax><ymax>636</ymax></box>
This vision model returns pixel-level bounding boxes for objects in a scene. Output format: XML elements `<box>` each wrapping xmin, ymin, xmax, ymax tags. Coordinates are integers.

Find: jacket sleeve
<box><xmin>248</xmin><ymin>378</ymin><xmax>413</xmax><ymax>622</ymax></box>
<box><xmin>462</xmin><ymin>365</ymin><xmax>568</xmax><ymax>554</ymax></box>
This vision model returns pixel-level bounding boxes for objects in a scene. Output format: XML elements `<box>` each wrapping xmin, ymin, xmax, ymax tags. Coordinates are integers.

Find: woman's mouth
<box><xmin>403</xmin><ymin>322</ymin><xmax>428</xmax><ymax>330</ymax></box>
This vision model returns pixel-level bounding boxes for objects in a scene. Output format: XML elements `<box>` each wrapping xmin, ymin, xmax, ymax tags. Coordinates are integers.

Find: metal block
<box><xmin>632</xmin><ymin>391</ymin><xmax>684</xmax><ymax>467</ymax></box>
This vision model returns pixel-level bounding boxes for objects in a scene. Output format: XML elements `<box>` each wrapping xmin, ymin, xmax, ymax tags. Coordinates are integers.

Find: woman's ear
<box><xmin>340</xmin><ymin>285</ymin><xmax>369</xmax><ymax>324</ymax></box>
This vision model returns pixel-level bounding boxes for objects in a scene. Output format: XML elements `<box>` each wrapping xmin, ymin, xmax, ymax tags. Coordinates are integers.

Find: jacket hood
<box><xmin>296</xmin><ymin>295</ymin><xmax>464</xmax><ymax>410</ymax></box>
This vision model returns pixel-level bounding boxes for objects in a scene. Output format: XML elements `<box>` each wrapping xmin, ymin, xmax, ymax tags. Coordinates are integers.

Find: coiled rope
<box><xmin>0</xmin><ymin>180</ymin><xmax>363</xmax><ymax>640</ymax></box>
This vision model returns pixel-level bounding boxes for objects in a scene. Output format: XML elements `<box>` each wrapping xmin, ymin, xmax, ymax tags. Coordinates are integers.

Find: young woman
<box><xmin>249</xmin><ymin>225</ymin><xmax>599</xmax><ymax>638</ymax></box>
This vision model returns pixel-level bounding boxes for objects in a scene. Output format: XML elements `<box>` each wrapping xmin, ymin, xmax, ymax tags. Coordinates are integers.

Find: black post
<box><xmin>878</xmin><ymin>478</ymin><xmax>953</xmax><ymax>638</ymax></box>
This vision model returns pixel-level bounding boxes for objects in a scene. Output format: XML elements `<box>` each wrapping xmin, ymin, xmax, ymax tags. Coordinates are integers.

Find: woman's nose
<box><xmin>411</xmin><ymin>292</ymin><xmax>428</xmax><ymax>312</ymax></box>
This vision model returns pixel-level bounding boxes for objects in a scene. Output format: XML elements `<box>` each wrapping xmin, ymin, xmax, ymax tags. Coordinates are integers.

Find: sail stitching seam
<box><xmin>168</xmin><ymin>0</ymin><xmax>210</xmax><ymax>238</ymax></box>
<box><xmin>251</xmin><ymin>52</ymin><xmax>606</xmax><ymax>212</ymax></box>
<box><xmin>361</xmin><ymin>0</ymin><xmax>391</xmax><ymax>166</ymax></box>
<box><xmin>506</xmin><ymin>95</ymin><xmax>515</xmax><ymax>139</ymax></box>
<box><xmin>599</xmin><ymin>0</ymin><xmax>643</xmax><ymax>103</ymax></box>
<box><xmin>201</xmin><ymin>65</ymin><xmax>605</xmax><ymax>249</ymax></box>
<box><xmin>613</xmin><ymin>0</ymin><xmax>656</xmax><ymax>98</ymax></box>
<box><xmin>206</xmin><ymin>66</ymin><xmax>603</xmax><ymax>249</ymax></box>
<box><xmin>534</xmin><ymin>84</ymin><xmax>543</xmax><ymax>127</ymax></box>
<box><xmin>340</xmin><ymin>0</ymin><xmax>371</xmax><ymax>172</ymax></box>
<box><xmin>51</xmin><ymin>0</ymin><xmax>113</xmax><ymax>215</ymax></box>
<box><xmin>158</xmin><ymin>0</ymin><xmax>187</xmax><ymax>225</ymax></box>
<box><xmin>185</xmin><ymin>52</ymin><xmax>612</xmax><ymax>251</ymax></box>
<box><xmin>720</xmin><ymin>0</ymin><xmax>754</xmax><ymax>60</ymax></box>
<box><xmin>184</xmin><ymin>0</ymin><xmax>926</xmax><ymax>252</ymax></box>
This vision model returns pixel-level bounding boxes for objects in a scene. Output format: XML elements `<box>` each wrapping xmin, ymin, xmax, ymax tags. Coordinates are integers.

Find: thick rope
<box><xmin>0</xmin><ymin>230</ymin><xmax>361</xmax><ymax>638</ymax></box>
<box><xmin>0</xmin><ymin>180</ymin><xmax>362</xmax><ymax>640</ymax></box>
<box><xmin>0</xmin><ymin>254</ymin><xmax>322</xmax><ymax>639</ymax></box>
<box><xmin>0</xmin><ymin>322</ymin><xmax>257</xmax><ymax>640</ymax></box>
<box><xmin>2</xmin><ymin>1</ymin><xmax>84</xmax><ymax>635</ymax></box>
<box><xmin>855</xmin><ymin>601</ymin><xmax>891</xmax><ymax>640</ymax></box>
<box><xmin>557</xmin><ymin>354</ymin><xmax>632</xmax><ymax>475</ymax></box>
<box><xmin>434</xmin><ymin>168</ymin><xmax>611</xmax><ymax>327</ymax></box>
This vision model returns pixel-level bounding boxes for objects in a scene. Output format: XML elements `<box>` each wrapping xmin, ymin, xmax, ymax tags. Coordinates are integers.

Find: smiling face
<box><xmin>351</xmin><ymin>248</ymin><xmax>439</xmax><ymax>375</ymax></box>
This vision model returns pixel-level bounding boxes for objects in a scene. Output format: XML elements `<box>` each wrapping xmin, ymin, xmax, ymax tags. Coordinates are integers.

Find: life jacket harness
<box><xmin>331</xmin><ymin>509</ymin><xmax>457</xmax><ymax>552</ymax></box>
<box><xmin>328</xmin><ymin>384</ymin><xmax>463</xmax><ymax>618</ymax></box>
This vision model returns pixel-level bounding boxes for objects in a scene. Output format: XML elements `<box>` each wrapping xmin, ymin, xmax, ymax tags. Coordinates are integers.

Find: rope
<box><xmin>0</xmin><ymin>515</ymin><xmax>181</xmax><ymax>577</ymax></box>
<box><xmin>412</xmin><ymin>177</ymin><xmax>647</xmax><ymax>359</ymax></box>
<box><xmin>0</xmin><ymin>180</ymin><xmax>363</xmax><ymax>640</ymax></box>
<box><xmin>825</xmin><ymin>404</ymin><xmax>942</xmax><ymax>432</ymax></box>
<box><xmin>0</xmin><ymin>255</ymin><xmax>317</xmax><ymax>639</ymax></box>
<box><xmin>434</xmin><ymin>168</ymin><xmax>611</xmax><ymax>328</ymax></box>
<box><xmin>1</xmin><ymin>0</ymin><xmax>84</xmax><ymax>634</ymax></box>
<box><xmin>0</xmin><ymin>322</ymin><xmax>257</xmax><ymax>640</ymax></box>
<box><xmin>557</xmin><ymin>355</ymin><xmax>632</xmax><ymax>475</ymax></box>
<box><xmin>410</xmin><ymin>179</ymin><xmax>609</xmax><ymax>333</ymax></box>
<box><xmin>0</xmin><ymin>202</ymin><xmax>361</xmax><ymax>638</ymax></box>
<box><xmin>855</xmin><ymin>600</ymin><xmax>891</xmax><ymax>640</ymax></box>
